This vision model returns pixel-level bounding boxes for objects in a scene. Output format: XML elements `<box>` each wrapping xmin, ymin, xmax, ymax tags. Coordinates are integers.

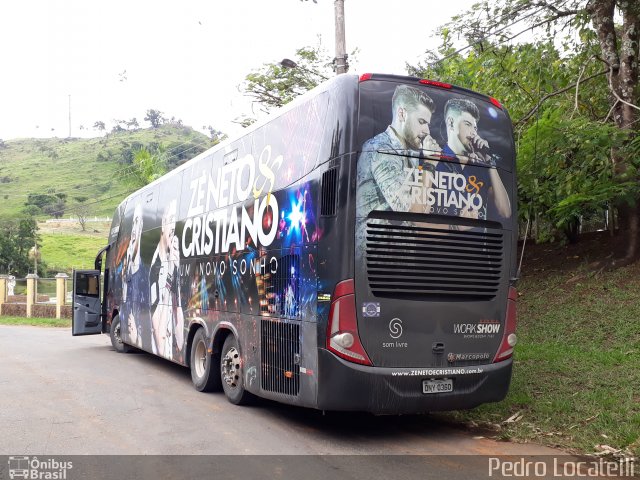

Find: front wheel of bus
<box><xmin>190</xmin><ymin>328</ymin><xmax>222</xmax><ymax>392</ymax></box>
<box><xmin>221</xmin><ymin>335</ymin><xmax>253</xmax><ymax>405</ymax></box>
<box><xmin>110</xmin><ymin>315</ymin><xmax>132</xmax><ymax>353</ymax></box>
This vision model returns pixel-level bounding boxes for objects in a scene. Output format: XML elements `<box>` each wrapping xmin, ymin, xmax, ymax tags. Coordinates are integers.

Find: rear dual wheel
<box><xmin>190</xmin><ymin>330</ymin><xmax>254</xmax><ymax>405</ymax></box>
<box><xmin>220</xmin><ymin>335</ymin><xmax>254</xmax><ymax>405</ymax></box>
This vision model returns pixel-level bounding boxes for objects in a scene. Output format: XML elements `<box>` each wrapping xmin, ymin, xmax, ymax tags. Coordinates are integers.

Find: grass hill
<box><xmin>0</xmin><ymin>124</ymin><xmax>213</xmax><ymax>219</ymax></box>
<box><xmin>39</xmin><ymin>220</ymin><xmax>111</xmax><ymax>273</ymax></box>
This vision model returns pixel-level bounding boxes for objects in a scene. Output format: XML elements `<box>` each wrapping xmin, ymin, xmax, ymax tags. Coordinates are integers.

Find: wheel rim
<box><xmin>114</xmin><ymin>322</ymin><xmax>123</xmax><ymax>345</ymax></box>
<box><xmin>194</xmin><ymin>339</ymin><xmax>207</xmax><ymax>379</ymax></box>
<box><xmin>222</xmin><ymin>346</ymin><xmax>241</xmax><ymax>388</ymax></box>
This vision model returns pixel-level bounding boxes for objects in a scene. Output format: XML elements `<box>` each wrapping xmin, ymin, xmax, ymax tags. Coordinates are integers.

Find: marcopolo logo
<box><xmin>453</xmin><ymin>320</ymin><xmax>501</xmax><ymax>337</ymax></box>
<box><xmin>448</xmin><ymin>352</ymin><xmax>491</xmax><ymax>363</ymax></box>
<box><xmin>8</xmin><ymin>456</ymin><xmax>73</xmax><ymax>479</ymax></box>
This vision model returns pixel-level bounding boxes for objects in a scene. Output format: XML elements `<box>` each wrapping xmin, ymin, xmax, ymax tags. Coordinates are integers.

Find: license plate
<box><xmin>422</xmin><ymin>379</ymin><xmax>453</xmax><ymax>394</ymax></box>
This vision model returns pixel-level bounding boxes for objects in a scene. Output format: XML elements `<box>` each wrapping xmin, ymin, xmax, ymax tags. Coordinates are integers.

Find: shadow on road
<box><xmin>106</xmin><ymin>343</ymin><xmax>482</xmax><ymax>447</ymax></box>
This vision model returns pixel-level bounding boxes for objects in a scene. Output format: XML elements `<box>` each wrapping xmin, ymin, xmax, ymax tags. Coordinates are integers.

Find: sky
<box><xmin>0</xmin><ymin>0</ymin><xmax>477</xmax><ymax>141</ymax></box>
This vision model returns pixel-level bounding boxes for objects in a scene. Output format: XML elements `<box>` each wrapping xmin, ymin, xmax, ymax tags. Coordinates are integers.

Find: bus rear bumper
<box><xmin>316</xmin><ymin>349</ymin><xmax>512</xmax><ymax>414</ymax></box>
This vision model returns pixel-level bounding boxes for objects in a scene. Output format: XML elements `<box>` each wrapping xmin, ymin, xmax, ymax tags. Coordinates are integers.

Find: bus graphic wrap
<box><xmin>353</xmin><ymin>80</ymin><xmax>516</xmax><ymax>374</ymax></box>
<box><xmin>73</xmin><ymin>74</ymin><xmax>517</xmax><ymax>413</ymax></box>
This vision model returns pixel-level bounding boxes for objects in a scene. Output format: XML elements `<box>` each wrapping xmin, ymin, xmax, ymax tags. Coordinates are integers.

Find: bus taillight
<box><xmin>419</xmin><ymin>79</ymin><xmax>452</xmax><ymax>89</ymax></box>
<box><xmin>494</xmin><ymin>287</ymin><xmax>518</xmax><ymax>362</ymax></box>
<box><xmin>327</xmin><ymin>279</ymin><xmax>372</xmax><ymax>366</ymax></box>
<box><xmin>359</xmin><ymin>73</ymin><xmax>373</xmax><ymax>82</ymax></box>
<box><xmin>490</xmin><ymin>97</ymin><xmax>503</xmax><ymax>110</ymax></box>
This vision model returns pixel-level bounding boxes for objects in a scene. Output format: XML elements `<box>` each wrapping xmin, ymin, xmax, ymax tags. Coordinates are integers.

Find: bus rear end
<box><xmin>318</xmin><ymin>74</ymin><xmax>517</xmax><ymax>413</ymax></box>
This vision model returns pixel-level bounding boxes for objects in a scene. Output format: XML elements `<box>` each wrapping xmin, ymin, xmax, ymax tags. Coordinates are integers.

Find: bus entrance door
<box><xmin>72</xmin><ymin>269</ymin><xmax>102</xmax><ymax>336</ymax></box>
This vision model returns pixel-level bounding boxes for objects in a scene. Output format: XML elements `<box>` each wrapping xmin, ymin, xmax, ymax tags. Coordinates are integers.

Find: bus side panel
<box><xmin>104</xmin><ymin>200</ymin><xmax>128</xmax><ymax>333</ymax></box>
<box><xmin>176</xmin><ymin>175</ymin><xmax>323</xmax><ymax>406</ymax></box>
<box><xmin>98</xmin><ymin>75</ymin><xmax>362</xmax><ymax>410</ymax></box>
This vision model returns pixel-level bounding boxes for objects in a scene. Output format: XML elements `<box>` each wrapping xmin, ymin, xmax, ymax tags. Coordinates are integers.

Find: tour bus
<box><xmin>73</xmin><ymin>73</ymin><xmax>518</xmax><ymax>413</ymax></box>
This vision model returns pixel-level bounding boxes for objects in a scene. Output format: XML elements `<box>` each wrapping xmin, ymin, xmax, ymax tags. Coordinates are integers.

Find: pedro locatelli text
<box><xmin>489</xmin><ymin>457</ymin><xmax>635</xmax><ymax>477</ymax></box>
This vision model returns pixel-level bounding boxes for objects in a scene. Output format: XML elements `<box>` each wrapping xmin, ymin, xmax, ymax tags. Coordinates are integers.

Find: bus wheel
<box><xmin>190</xmin><ymin>328</ymin><xmax>222</xmax><ymax>392</ymax></box>
<box><xmin>110</xmin><ymin>315</ymin><xmax>132</xmax><ymax>353</ymax></box>
<box><xmin>221</xmin><ymin>335</ymin><xmax>253</xmax><ymax>405</ymax></box>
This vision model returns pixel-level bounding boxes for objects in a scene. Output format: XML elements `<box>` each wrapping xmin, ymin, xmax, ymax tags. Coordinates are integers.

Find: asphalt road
<box><xmin>0</xmin><ymin>325</ymin><xmax>573</xmax><ymax>479</ymax></box>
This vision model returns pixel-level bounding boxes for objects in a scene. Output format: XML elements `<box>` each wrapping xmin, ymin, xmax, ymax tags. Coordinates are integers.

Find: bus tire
<box><xmin>110</xmin><ymin>315</ymin><xmax>132</xmax><ymax>353</ymax></box>
<box><xmin>221</xmin><ymin>335</ymin><xmax>253</xmax><ymax>405</ymax></box>
<box><xmin>190</xmin><ymin>328</ymin><xmax>222</xmax><ymax>392</ymax></box>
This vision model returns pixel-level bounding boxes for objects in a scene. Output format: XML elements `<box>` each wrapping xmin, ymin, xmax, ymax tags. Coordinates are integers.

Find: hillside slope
<box><xmin>0</xmin><ymin>125</ymin><xmax>213</xmax><ymax>219</ymax></box>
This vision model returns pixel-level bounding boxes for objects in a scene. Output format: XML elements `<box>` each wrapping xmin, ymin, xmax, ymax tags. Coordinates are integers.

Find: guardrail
<box><xmin>0</xmin><ymin>274</ymin><xmax>71</xmax><ymax>319</ymax></box>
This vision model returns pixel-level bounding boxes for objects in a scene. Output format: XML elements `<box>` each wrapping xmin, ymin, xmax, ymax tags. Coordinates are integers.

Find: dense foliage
<box><xmin>413</xmin><ymin>0</ymin><xmax>639</xmax><ymax>259</ymax></box>
<box><xmin>25</xmin><ymin>190</ymin><xmax>67</xmax><ymax>219</ymax></box>
<box><xmin>408</xmin><ymin>35</ymin><xmax>638</xmax><ymax>243</ymax></box>
<box><xmin>0</xmin><ymin>215</ymin><xmax>43</xmax><ymax>276</ymax></box>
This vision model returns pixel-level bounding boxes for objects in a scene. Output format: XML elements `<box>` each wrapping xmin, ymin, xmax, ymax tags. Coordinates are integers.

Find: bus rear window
<box><xmin>357</xmin><ymin>80</ymin><xmax>515</xmax><ymax>172</ymax></box>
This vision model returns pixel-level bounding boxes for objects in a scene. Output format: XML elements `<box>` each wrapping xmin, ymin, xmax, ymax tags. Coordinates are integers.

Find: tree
<box><xmin>42</xmin><ymin>200</ymin><xmax>65</xmax><ymax>218</ymax></box>
<box><xmin>408</xmin><ymin>38</ymin><xmax>624</xmax><ymax>243</ymax></box>
<box><xmin>204</xmin><ymin>125</ymin><xmax>227</xmax><ymax>143</ymax></box>
<box><xmin>25</xmin><ymin>191</ymin><xmax>67</xmax><ymax>218</ymax></box>
<box><xmin>518</xmin><ymin>109</ymin><xmax>635</xmax><ymax>243</ymax></box>
<box><xmin>73</xmin><ymin>196</ymin><xmax>92</xmax><ymax>232</ymax></box>
<box><xmin>127</xmin><ymin>118</ymin><xmax>139</xmax><ymax>130</ymax></box>
<box><xmin>0</xmin><ymin>214</ymin><xmax>40</xmax><ymax>276</ymax></box>
<box><xmin>231</xmin><ymin>116</ymin><xmax>257</xmax><ymax>129</ymax></box>
<box><xmin>126</xmin><ymin>146</ymin><xmax>167</xmax><ymax>188</ymax></box>
<box><xmin>144</xmin><ymin>109</ymin><xmax>166</xmax><ymax>128</ymax></box>
<box><xmin>240</xmin><ymin>43</ymin><xmax>333</xmax><ymax>113</ymax></box>
<box><xmin>164</xmin><ymin>139</ymin><xmax>211</xmax><ymax>168</ymax></box>
<box><xmin>93</xmin><ymin>121</ymin><xmax>106</xmax><ymax>132</ymax></box>
<box><xmin>432</xmin><ymin>0</ymin><xmax>639</xmax><ymax>262</ymax></box>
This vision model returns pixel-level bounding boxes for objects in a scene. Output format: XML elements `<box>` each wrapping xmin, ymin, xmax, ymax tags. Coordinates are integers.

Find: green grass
<box><xmin>0</xmin><ymin>315</ymin><xmax>70</xmax><ymax>327</ymax></box>
<box><xmin>438</xmin><ymin>260</ymin><xmax>640</xmax><ymax>458</ymax></box>
<box><xmin>0</xmin><ymin>124</ymin><xmax>212</xmax><ymax>219</ymax></box>
<box><xmin>40</xmin><ymin>227</ymin><xmax>109</xmax><ymax>273</ymax></box>
<box><xmin>1</xmin><ymin>124</ymin><xmax>212</xmax><ymax>273</ymax></box>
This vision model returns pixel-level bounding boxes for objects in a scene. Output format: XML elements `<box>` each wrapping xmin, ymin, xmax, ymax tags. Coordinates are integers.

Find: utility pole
<box><xmin>334</xmin><ymin>0</ymin><xmax>348</xmax><ymax>74</ymax></box>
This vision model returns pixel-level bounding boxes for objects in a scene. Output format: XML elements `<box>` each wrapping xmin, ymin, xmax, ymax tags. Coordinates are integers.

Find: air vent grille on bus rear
<box><xmin>365</xmin><ymin>221</ymin><xmax>503</xmax><ymax>301</ymax></box>
<box><xmin>261</xmin><ymin>320</ymin><xmax>300</xmax><ymax>396</ymax></box>
<box><xmin>321</xmin><ymin>167</ymin><xmax>338</xmax><ymax>216</ymax></box>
